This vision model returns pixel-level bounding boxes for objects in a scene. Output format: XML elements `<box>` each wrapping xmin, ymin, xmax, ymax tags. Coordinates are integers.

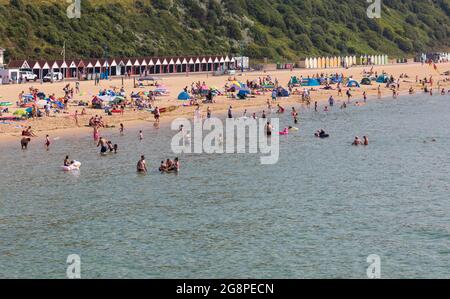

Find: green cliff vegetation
<box><xmin>0</xmin><ymin>0</ymin><xmax>449</xmax><ymax>62</ymax></box>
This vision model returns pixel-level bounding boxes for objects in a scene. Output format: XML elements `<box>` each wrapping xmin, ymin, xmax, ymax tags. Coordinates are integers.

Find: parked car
<box><xmin>43</xmin><ymin>72</ymin><xmax>63</xmax><ymax>82</ymax></box>
<box><xmin>19</xmin><ymin>70</ymin><xmax>37</xmax><ymax>82</ymax></box>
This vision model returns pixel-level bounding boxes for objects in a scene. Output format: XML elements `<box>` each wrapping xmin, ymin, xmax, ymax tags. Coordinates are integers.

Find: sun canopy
<box><xmin>178</xmin><ymin>91</ymin><xmax>190</xmax><ymax>100</ymax></box>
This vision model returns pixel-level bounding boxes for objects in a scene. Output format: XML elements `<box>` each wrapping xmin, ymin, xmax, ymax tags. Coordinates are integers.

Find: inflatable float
<box><xmin>279</xmin><ymin>128</ymin><xmax>289</xmax><ymax>135</ymax></box>
<box><xmin>61</xmin><ymin>161</ymin><xmax>81</xmax><ymax>171</ymax></box>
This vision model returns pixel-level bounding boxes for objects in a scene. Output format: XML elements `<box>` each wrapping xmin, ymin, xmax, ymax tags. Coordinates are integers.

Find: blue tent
<box><xmin>178</xmin><ymin>91</ymin><xmax>190</xmax><ymax>100</ymax></box>
<box><xmin>302</xmin><ymin>78</ymin><xmax>320</xmax><ymax>87</ymax></box>
<box><xmin>237</xmin><ymin>89</ymin><xmax>250</xmax><ymax>99</ymax></box>
<box><xmin>347</xmin><ymin>80</ymin><xmax>360</xmax><ymax>88</ymax></box>
<box><xmin>376</xmin><ymin>75</ymin><xmax>388</xmax><ymax>83</ymax></box>
<box><xmin>275</xmin><ymin>88</ymin><xmax>290</xmax><ymax>97</ymax></box>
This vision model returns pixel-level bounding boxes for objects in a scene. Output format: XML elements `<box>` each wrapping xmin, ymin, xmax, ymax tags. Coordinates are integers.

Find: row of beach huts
<box><xmin>300</xmin><ymin>55</ymin><xmax>389</xmax><ymax>69</ymax></box>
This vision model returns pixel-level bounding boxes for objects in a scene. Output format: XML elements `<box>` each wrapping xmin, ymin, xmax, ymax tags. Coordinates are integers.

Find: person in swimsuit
<box><xmin>154</xmin><ymin>107</ymin><xmax>160</xmax><ymax>123</ymax></box>
<box><xmin>266</xmin><ymin>122</ymin><xmax>273</xmax><ymax>136</ymax></box>
<box><xmin>291</xmin><ymin>107</ymin><xmax>298</xmax><ymax>124</ymax></box>
<box><xmin>93</xmin><ymin>126</ymin><xmax>100</xmax><ymax>142</ymax></box>
<box><xmin>159</xmin><ymin>161</ymin><xmax>167</xmax><ymax>172</ymax></box>
<box><xmin>97</xmin><ymin>137</ymin><xmax>108</xmax><ymax>154</ymax></box>
<box><xmin>21</xmin><ymin>137</ymin><xmax>31</xmax><ymax>150</ymax></box>
<box><xmin>352</xmin><ymin>136</ymin><xmax>362</xmax><ymax>146</ymax></box>
<box><xmin>120</xmin><ymin>123</ymin><xmax>124</xmax><ymax>135</ymax></box>
<box><xmin>363</xmin><ymin>136</ymin><xmax>369</xmax><ymax>146</ymax></box>
<box><xmin>64</xmin><ymin>156</ymin><xmax>74</xmax><ymax>167</ymax></box>
<box><xmin>45</xmin><ymin>135</ymin><xmax>51</xmax><ymax>150</ymax></box>
<box><xmin>137</xmin><ymin>155</ymin><xmax>148</xmax><ymax>173</ymax></box>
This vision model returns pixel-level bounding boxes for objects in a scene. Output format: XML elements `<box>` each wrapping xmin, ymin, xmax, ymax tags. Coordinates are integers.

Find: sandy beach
<box><xmin>1</xmin><ymin>62</ymin><xmax>449</xmax><ymax>144</ymax></box>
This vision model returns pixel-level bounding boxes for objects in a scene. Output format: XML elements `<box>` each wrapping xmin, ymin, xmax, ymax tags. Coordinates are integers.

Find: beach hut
<box><xmin>332</xmin><ymin>56</ymin><xmax>338</xmax><ymax>68</ymax></box>
<box><xmin>305</xmin><ymin>58</ymin><xmax>310</xmax><ymax>69</ymax></box>
<box><xmin>325</xmin><ymin>57</ymin><xmax>330</xmax><ymax>68</ymax></box>
<box><xmin>311</xmin><ymin>58</ymin><xmax>316</xmax><ymax>69</ymax></box>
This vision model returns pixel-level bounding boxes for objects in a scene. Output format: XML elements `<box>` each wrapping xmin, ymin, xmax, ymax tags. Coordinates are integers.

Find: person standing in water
<box><xmin>265</xmin><ymin>121</ymin><xmax>273</xmax><ymax>136</ymax></box>
<box><xmin>377</xmin><ymin>86</ymin><xmax>382</xmax><ymax>99</ymax></box>
<box><xmin>363</xmin><ymin>91</ymin><xmax>367</xmax><ymax>103</ymax></box>
<box><xmin>97</xmin><ymin>137</ymin><xmax>108</xmax><ymax>155</ymax></box>
<box><xmin>314</xmin><ymin>101</ymin><xmax>318</xmax><ymax>112</ymax></box>
<box><xmin>206</xmin><ymin>107</ymin><xmax>211</xmax><ymax>119</ymax></box>
<box><xmin>93</xmin><ymin>126</ymin><xmax>100</xmax><ymax>142</ymax></box>
<box><xmin>137</xmin><ymin>155</ymin><xmax>148</xmax><ymax>173</ymax></box>
<box><xmin>120</xmin><ymin>123</ymin><xmax>124</xmax><ymax>135</ymax></box>
<box><xmin>291</xmin><ymin>107</ymin><xmax>298</xmax><ymax>124</ymax></box>
<box><xmin>21</xmin><ymin>137</ymin><xmax>31</xmax><ymax>150</ymax></box>
<box><xmin>45</xmin><ymin>135</ymin><xmax>51</xmax><ymax>150</ymax></box>
<box><xmin>228</xmin><ymin>106</ymin><xmax>233</xmax><ymax>119</ymax></box>
<box><xmin>139</xmin><ymin>130</ymin><xmax>143</xmax><ymax>141</ymax></box>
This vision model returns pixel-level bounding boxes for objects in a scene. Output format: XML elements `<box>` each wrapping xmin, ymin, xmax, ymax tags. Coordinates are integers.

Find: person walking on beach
<box><xmin>137</xmin><ymin>155</ymin><xmax>148</xmax><ymax>173</ymax></box>
<box><xmin>74</xmin><ymin>110</ymin><xmax>79</xmax><ymax>127</ymax></box>
<box><xmin>228</xmin><ymin>106</ymin><xmax>233</xmax><ymax>119</ymax></box>
<box><xmin>154</xmin><ymin>107</ymin><xmax>161</xmax><ymax>124</ymax></box>
<box><xmin>45</xmin><ymin>135</ymin><xmax>51</xmax><ymax>150</ymax></box>
<box><xmin>377</xmin><ymin>86</ymin><xmax>382</xmax><ymax>99</ymax></box>
<box><xmin>120</xmin><ymin>123</ymin><xmax>124</xmax><ymax>135</ymax></box>
<box><xmin>75</xmin><ymin>81</ymin><xmax>80</xmax><ymax>94</ymax></box>
<box><xmin>346</xmin><ymin>89</ymin><xmax>352</xmax><ymax>103</ymax></box>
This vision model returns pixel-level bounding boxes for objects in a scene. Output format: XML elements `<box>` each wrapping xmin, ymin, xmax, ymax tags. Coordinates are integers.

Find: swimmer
<box><xmin>64</xmin><ymin>155</ymin><xmax>74</xmax><ymax>167</ymax></box>
<box><xmin>137</xmin><ymin>155</ymin><xmax>148</xmax><ymax>173</ymax></box>
<box><xmin>363</xmin><ymin>136</ymin><xmax>369</xmax><ymax>146</ymax></box>
<box><xmin>159</xmin><ymin>161</ymin><xmax>167</xmax><ymax>172</ymax></box>
<box><xmin>352</xmin><ymin>136</ymin><xmax>362</xmax><ymax>146</ymax></box>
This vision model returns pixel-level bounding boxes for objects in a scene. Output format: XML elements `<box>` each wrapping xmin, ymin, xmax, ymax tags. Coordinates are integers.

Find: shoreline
<box><xmin>1</xmin><ymin>62</ymin><xmax>449</xmax><ymax>145</ymax></box>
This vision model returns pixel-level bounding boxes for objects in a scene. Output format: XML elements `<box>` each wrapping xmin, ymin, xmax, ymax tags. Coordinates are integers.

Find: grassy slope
<box><xmin>0</xmin><ymin>0</ymin><xmax>449</xmax><ymax>62</ymax></box>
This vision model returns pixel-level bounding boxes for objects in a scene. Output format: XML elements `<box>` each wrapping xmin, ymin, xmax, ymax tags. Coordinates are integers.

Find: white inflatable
<box><xmin>61</xmin><ymin>161</ymin><xmax>81</xmax><ymax>171</ymax></box>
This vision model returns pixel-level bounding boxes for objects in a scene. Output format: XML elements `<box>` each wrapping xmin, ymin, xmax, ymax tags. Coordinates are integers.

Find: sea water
<box><xmin>1</xmin><ymin>94</ymin><xmax>450</xmax><ymax>278</ymax></box>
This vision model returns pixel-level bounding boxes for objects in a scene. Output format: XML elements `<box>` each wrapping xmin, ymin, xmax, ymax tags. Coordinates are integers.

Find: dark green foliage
<box><xmin>0</xmin><ymin>0</ymin><xmax>449</xmax><ymax>62</ymax></box>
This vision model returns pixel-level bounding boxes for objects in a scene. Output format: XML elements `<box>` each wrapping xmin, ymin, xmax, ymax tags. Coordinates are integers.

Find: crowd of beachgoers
<box><xmin>1</xmin><ymin>61</ymin><xmax>449</xmax><ymax>173</ymax></box>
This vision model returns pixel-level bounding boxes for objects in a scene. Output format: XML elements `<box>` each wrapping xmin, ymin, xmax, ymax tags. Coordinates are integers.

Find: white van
<box><xmin>43</xmin><ymin>72</ymin><xmax>63</xmax><ymax>82</ymax></box>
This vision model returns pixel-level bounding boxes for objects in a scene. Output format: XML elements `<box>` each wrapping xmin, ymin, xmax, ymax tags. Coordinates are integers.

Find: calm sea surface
<box><xmin>1</xmin><ymin>94</ymin><xmax>450</xmax><ymax>278</ymax></box>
